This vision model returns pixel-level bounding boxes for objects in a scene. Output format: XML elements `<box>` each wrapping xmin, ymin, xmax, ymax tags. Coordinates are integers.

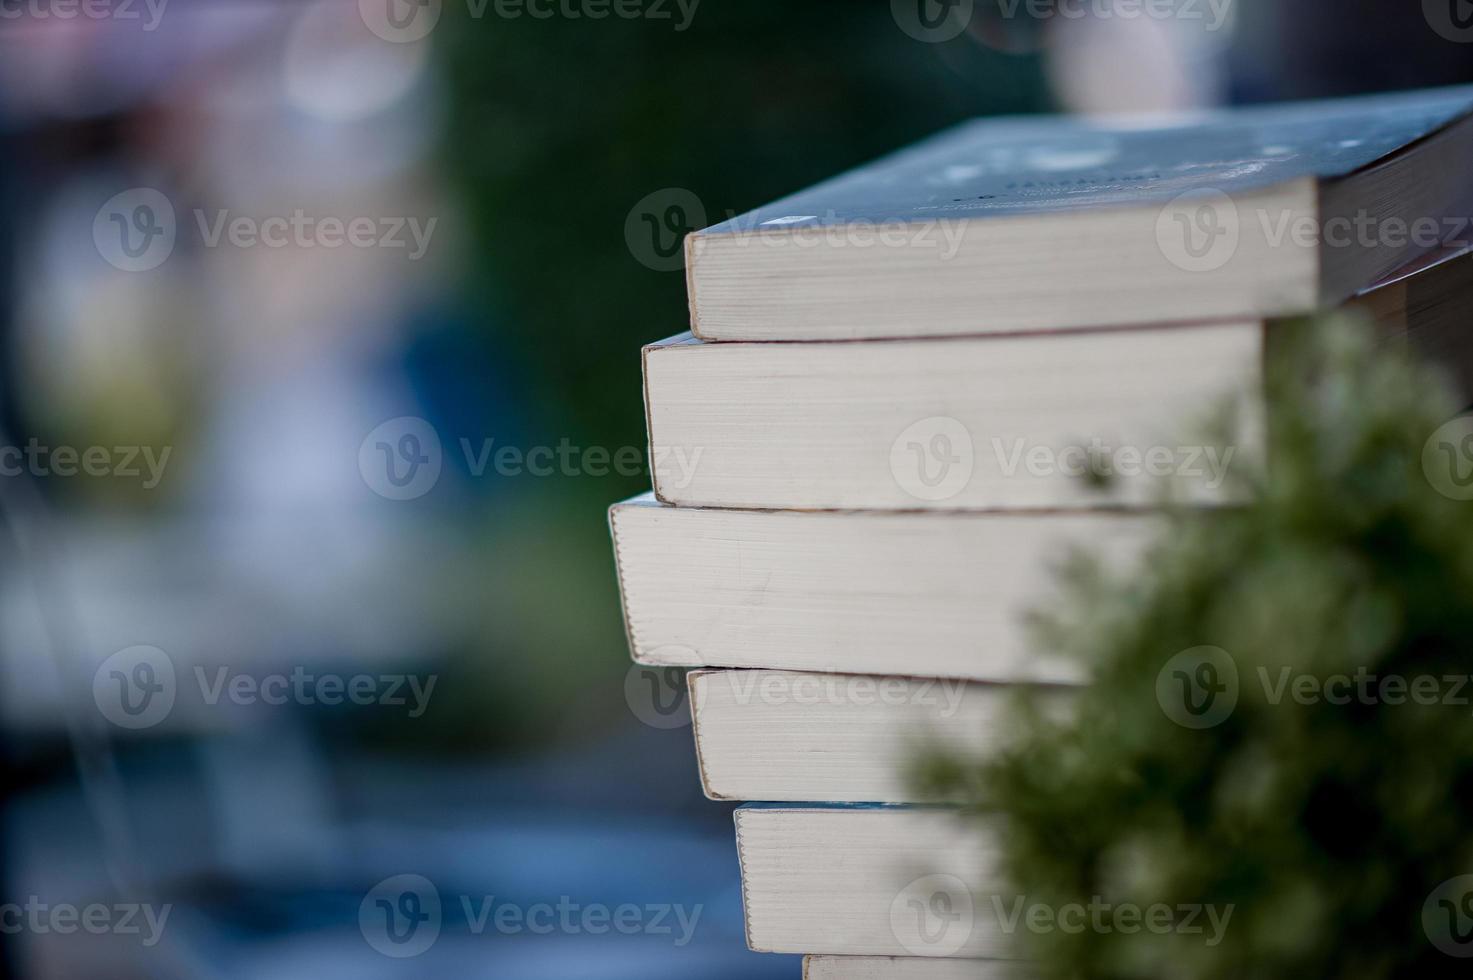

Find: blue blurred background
<box><xmin>0</xmin><ymin>1</ymin><xmax>1470</xmax><ymax>977</ymax></box>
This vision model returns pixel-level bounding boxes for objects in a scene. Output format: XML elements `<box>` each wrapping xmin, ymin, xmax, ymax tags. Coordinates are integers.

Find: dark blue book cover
<box><xmin>698</xmin><ymin>85</ymin><xmax>1473</xmax><ymax>232</ymax></box>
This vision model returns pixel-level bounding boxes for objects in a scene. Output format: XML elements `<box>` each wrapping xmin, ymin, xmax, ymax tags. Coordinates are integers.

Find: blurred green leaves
<box><xmin>919</xmin><ymin>314</ymin><xmax>1473</xmax><ymax>978</ymax></box>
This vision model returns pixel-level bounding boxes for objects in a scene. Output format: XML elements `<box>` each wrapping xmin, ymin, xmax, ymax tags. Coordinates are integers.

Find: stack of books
<box><xmin>610</xmin><ymin>85</ymin><xmax>1473</xmax><ymax>978</ymax></box>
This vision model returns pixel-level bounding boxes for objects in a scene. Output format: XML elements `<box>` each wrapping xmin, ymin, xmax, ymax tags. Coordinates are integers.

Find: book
<box><xmin>645</xmin><ymin>321</ymin><xmax>1257</xmax><ymax>512</ymax></box>
<box><xmin>690</xmin><ymin>669</ymin><xmax>1064</xmax><ymax>804</ymax></box>
<box><xmin>804</xmin><ymin>956</ymin><xmax>1033</xmax><ymax>980</ymax></box>
<box><xmin>685</xmin><ymin>85</ymin><xmax>1473</xmax><ymax>342</ymax></box>
<box><xmin>738</xmin><ymin>806</ymin><xmax>1236</xmax><ymax>961</ymax></box>
<box><xmin>610</xmin><ymin>495</ymin><xmax>1156</xmax><ymax>682</ymax></box>
<box><xmin>649</xmin><ymin>247</ymin><xmax>1473</xmax><ymax>512</ymax></box>
<box><xmin>735</xmin><ymin>804</ymin><xmax>1008</xmax><ymax>958</ymax></box>
<box><xmin>618</xmin><ymin>91</ymin><xmax>1473</xmax><ymax>975</ymax></box>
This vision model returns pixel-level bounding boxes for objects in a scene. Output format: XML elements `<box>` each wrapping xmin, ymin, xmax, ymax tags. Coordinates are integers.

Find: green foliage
<box><xmin>917</xmin><ymin>314</ymin><xmax>1473</xmax><ymax>978</ymax></box>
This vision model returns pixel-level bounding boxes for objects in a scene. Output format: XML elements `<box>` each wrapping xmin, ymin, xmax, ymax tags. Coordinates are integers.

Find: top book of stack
<box><xmin>684</xmin><ymin>86</ymin><xmax>1473</xmax><ymax>342</ymax></box>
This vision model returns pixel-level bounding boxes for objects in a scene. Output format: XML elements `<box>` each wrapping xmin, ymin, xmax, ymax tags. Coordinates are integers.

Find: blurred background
<box><xmin>0</xmin><ymin>1</ymin><xmax>1471</xmax><ymax>977</ymax></box>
